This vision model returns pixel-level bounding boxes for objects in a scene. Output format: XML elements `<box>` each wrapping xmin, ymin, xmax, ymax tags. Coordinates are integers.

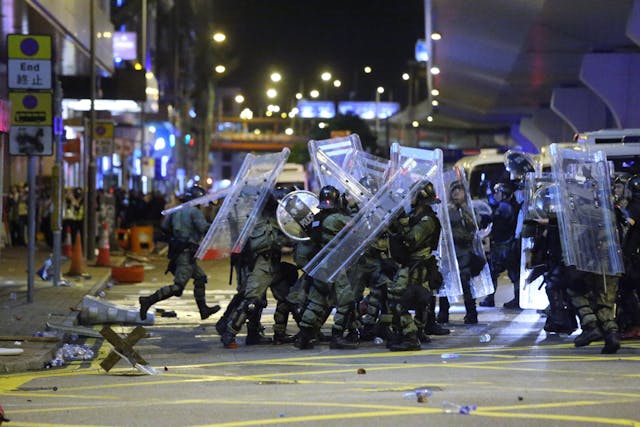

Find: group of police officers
<box><xmin>139</xmin><ymin>144</ymin><xmax>640</xmax><ymax>356</ymax></box>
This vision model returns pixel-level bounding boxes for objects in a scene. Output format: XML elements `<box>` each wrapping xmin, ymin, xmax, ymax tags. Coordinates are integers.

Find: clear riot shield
<box><xmin>308</xmin><ymin>134</ymin><xmax>363</xmax><ymax>189</ymax></box>
<box><xmin>549</xmin><ymin>144</ymin><xmax>624</xmax><ymax>275</ymax></box>
<box><xmin>390</xmin><ymin>144</ymin><xmax>463</xmax><ymax>301</ymax></box>
<box><xmin>303</xmin><ymin>154</ymin><xmax>437</xmax><ymax>283</ymax></box>
<box><xmin>443</xmin><ymin>167</ymin><xmax>494</xmax><ymax>300</ymax></box>
<box><xmin>161</xmin><ymin>187</ymin><xmax>229</xmax><ymax>216</ymax></box>
<box><xmin>195</xmin><ymin>148</ymin><xmax>290</xmax><ymax>259</ymax></box>
<box><xmin>312</xmin><ymin>149</ymin><xmax>373</xmax><ymax>206</ymax></box>
<box><xmin>276</xmin><ymin>190</ymin><xmax>319</xmax><ymax>241</ymax></box>
<box><xmin>344</xmin><ymin>149</ymin><xmax>391</xmax><ymax>194</ymax></box>
<box><xmin>518</xmin><ymin>172</ymin><xmax>552</xmax><ymax>310</ymax></box>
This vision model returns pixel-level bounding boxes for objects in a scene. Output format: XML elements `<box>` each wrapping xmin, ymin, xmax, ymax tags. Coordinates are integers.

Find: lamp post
<box><xmin>320</xmin><ymin>71</ymin><xmax>331</xmax><ymax>99</ymax></box>
<box><xmin>375</xmin><ymin>86</ymin><xmax>384</xmax><ymax>136</ymax></box>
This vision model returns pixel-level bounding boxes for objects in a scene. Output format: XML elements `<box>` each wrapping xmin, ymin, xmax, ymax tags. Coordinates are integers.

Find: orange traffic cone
<box><xmin>66</xmin><ymin>231</ymin><xmax>84</xmax><ymax>276</ymax></box>
<box><xmin>95</xmin><ymin>222</ymin><xmax>111</xmax><ymax>267</ymax></box>
<box><xmin>63</xmin><ymin>226</ymin><xmax>73</xmax><ymax>257</ymax></box>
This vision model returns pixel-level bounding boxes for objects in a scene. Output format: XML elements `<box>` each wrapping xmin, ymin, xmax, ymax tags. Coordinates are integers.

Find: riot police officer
<box><xmin>139</xmin><ymin>185</ymin><xmax>220</xmax><ymax>321</ymax></box>
<box><xmin>618</xmin><ymin>175</ymin><xmax>640</xmax><ymax>338</ymax></box>
<box><xmin>480</xmin><ymin>182</ymin><xmax>520</xmax><ymax>308</ymax></box>
<box><xmin>438</xmin><ymin>181</ymin><xmax>478</xmax><ymax>324</ymax></box>
<box><xmin>295</xmin><ymin>185</ymin><xmax>359</xmax><ymax>350</ymax></box>
<box><xmin>386</xmin><ymin>181</ymin><xmax>442</xmax><ymax>351</ymax></box>
<box><xmin>220</xmin><ymin>189</ymin><xmax>293</xmax><ymax>348</ymax></box>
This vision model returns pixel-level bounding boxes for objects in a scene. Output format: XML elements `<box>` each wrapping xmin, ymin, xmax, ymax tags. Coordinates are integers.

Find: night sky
<box><xmin>211</xmin><ymin>0</ymin><xmax>425</xmax><ymax>110</ymax></box>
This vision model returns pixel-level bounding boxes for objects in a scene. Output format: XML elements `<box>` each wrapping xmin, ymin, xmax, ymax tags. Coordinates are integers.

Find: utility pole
<box><xmin>87</xmin><ymin>0</ymin><xmax>97</xmax><ymax>260</ymax></box>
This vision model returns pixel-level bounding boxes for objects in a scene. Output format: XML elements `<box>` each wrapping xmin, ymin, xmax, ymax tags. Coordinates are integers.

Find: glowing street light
<box><xmin>270</xmin><ymin>72</ymin><xmax>282</xmax><ymax>82</ymax></box>
<box><xmin>235</xmin><ymin>94</ymin><xmax>245</xmax><ymax>104</ymax></box>
<box><xmin>212</xmin><ymin>32</ymin><xmax>226</xmax><ymax>43</ymax></box>
<box><xmin>333</xmin><ymin>80</ymin><xmax>341</xmax><ymax>88</ymax></box>
<box><xmin>431</xmin><ymin>89</ymin><xmax>440</xmax><ymax>96</ymax></box>
<box><xmin>402</xmin><ymin>73</ymin><xmax>410</xmax><ymax>81</ymax></box>
<box><xmin>295</xmin><ymin>92</ymin><xmax>303</xmax><ymax>100</ymax></box>
<box><xmin>239</xmin><ymin>108</ymin><xmax>253</xmax><ymax>120</ymax></box>
<box><xmin>266</xmin><ymin>88</ymin><xmax>278</xmax><ymax>98</ymax></box>
<box><xmin>364</xmin><ymin>66</ymin><xmax>372</xmax><ymax>74</ymax></box>
<box><xmin>321</xmin><ymin>71</ymin><xmax>332</xmax><ymax>81</ymax></box>
<box><xmin>310</xmin><ymin>89</ymin><xmax>320</xmax><ymax>98</ymax></box>
<box><xmin>214</xmin><ymin>65</ymin><xmax>226</xmax><ymax>74</ymax></box>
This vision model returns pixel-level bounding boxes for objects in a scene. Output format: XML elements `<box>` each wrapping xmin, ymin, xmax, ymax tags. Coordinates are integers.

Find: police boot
<box><xmin>221</xmin><ymin>332</ymin><xmax>238</xmax><ymax>349</ymax></box>
<box><xmin>273</xmin><ymin>331</ymin><xmax>295</xmax><ymax>345</ymax></box>
<box><xmin>359</xmin><ymin>323</ymin><xmax>377</xmax><ymax>341</ymax></box>
<box><xmin>246</xmin><ymin>306</ymin><xmax>272</xmax><ymax>345</ymax></box>
<box><xmin>294</xmin><ymin>327</ymin><xmax>315</xmax><ymax>350</ymax></box>
<box><xmin>574</xmin><ymin>324</ymin><xmax>603</xmax><ymax>347</ymax></box>
<box><xmin>389</xmin><ymin>332</ymin><xmax>421</xmax><ymax>352</ymax></box>
<box><xmin>196</xmin><ymin>301</ymin><xmax>221</xmax><ymax>320</ymax></box>
<box><xmin>602</xmin><ymin>331</ymin><xmax>621</xmax><ymax>354</ymax></box>
<box><xmin>479</xmin><ymin>294</ymin><xmax>495</xmax><ymax>307</ymax></box>
<box><xmin>139</xmin><ymin>293</ymin><xmax>161</xmax><ymax>321</ymax></box>
<box><xmin>463</xmin><ymin>297</ymin><xmax>478</xmax><ymax>325</ymax></box>
<box><xmin>246</xmin><ymin>328</ymin><xmax>273</xmax><ymax>345</ymax></box>
<box><xmin>194</xmin><ymin>283</ymin><xmax>221</xmax><ymax>320</ymax></box>
<box><xmin>503</xmin><ymin>286</ymin><xmax>521</xmax><ymax>309</ymax></box>
<box><xmin>437</xmin><ymin>297</ymin><xmax>450</xmax><ymax>324</ymax></box>
<box><xmin>329</xmin><ymin>329</ymin><xmax>359</xmax><ymax>350</ymax></box>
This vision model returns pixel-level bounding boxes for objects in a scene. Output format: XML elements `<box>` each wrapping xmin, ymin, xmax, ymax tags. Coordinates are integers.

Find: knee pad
<box><xmin>170</xmin><ymin>284</ymin><xmax>184</xmax><ymax>297</ymax></box>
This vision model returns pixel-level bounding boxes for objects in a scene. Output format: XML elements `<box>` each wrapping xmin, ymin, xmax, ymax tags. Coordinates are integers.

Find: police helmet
<box><xmin>533</xmin><ymin>184</ymin><xmax>559</xmax><ymax>219</ymax></box>
<box><xmin>492</xmin><ymin>182</ymin><xmax>513</xmax><ymax>199</ymax></box>
<box><xmin>504</xmin><ymin>150</ymin><xmax>535</xmax><ymax>180</ymax></box>
<box><xmin>415</xmin><ymin>180</ymin><xmax>441</xmax><ymax>205</ymax></box>
<box><xmin>449</xmin><ymin>181</ymin><xmax>465</xmax><ymax>196</ymax></box>
<box><xmin>318</xmin><ymin>185</ymin><xmax>341</xmax><ymax>209</ymax></box>
<box><xmin>628</xmin><ymin>175</ymin><xmax>640</xmax><ymax>198</ymax></box>
<box><xmin>184</xmin><ymin>185</ymin><xmax>206</xmax><ymax>201</ymax></box>
<box><xmin>272</xmin><ymin>186</ymin><xmax>295</xmax><ymax>202</ymax></box>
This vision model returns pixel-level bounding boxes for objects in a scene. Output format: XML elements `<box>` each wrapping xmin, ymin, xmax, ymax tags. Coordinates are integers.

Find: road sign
<box><xmin>9</xmin><ymin>92</ymin><xmax>53</xmax><ymax>126</ymax></box>
<box><xmin>9</xmin><ymin>126</ymin><xmax>53</xmax><ymax>156</ymax></box>
<box><xmin>93</xmin><ymin>121</ymin><xmax>115</xmax><ymax>157</ymax></box>
<box><xmin>7</xmin><ymin>34</ymin><xmax>52</xmax><ymax>90</ymax></box>
<box><xmin>8</xmin><ymin>92</ymin><xmax>53</xmax><ymax>156</ymax></box>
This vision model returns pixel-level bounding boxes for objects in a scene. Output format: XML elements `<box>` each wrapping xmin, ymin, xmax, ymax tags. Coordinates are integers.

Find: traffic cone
<box><xmin>66</xmin><ymin>231</ymin><xmax>84</xmax><ymax>276</ymax></box>
<box><xmin>63</xmin><ymin>226</ymin><xmax>73</xmax><ymax>257</ymax></box>
<box><xmin>95</xmin><ymin>222</ymin><xmax>111</xmax><ymax>267</ymax></box>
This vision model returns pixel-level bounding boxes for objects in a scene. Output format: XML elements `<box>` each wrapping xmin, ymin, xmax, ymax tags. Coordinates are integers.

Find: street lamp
<box><xmin>212</xmin><ymin>32</ymin><xmax>226</xmax><ymax>43</ymax></box>
<box><xmin>266</xmin><ymin>88</ymin><xmax>277</xmax><ymax>98</ymax></box>
<box><xmin>320</xmin><ymin>71</ymin><xmax>332</xmax><ymax>98</ymax></box>
<box><xmin>270</xmin><ymin>72</ymin><xmax>282</xmax><ymax>83</ymax></box>
<box><xmin>375</xmin><ymin>86</ymin><xmax>384</xmax><ymax>135</ymax></box>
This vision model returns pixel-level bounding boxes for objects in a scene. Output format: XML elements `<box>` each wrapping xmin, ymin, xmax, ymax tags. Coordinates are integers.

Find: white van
<box><xmin>454</xmin><ymin>149</ymin><xmax>510</xmax><ymax>200</ymax></box>
<box><xmin>575</xmin><ymin>129</ymin><xmax>640</xmax><ymax>176</ymax></box>
<box><xmin>276</xmin><ymin>162</ymin><xmax>309</xmax><ymax>190</ymax></box>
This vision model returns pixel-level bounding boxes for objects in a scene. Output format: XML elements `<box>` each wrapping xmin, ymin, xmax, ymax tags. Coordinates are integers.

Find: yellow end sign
<box><xmin>9</xmin><ymin>92</ymin><xmax>53</xmax><ymax>126</ymax></box>
<box><xmin>7</xmin><ymin>34</ymin><xmax>52</xmax><ymax>60</ymax></box>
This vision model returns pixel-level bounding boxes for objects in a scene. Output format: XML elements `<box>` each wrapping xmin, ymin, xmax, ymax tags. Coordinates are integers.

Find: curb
<box><xmin>0</xmin><ymin>270</ymin><xmax>113</xmax><ymax>375</ymax></box>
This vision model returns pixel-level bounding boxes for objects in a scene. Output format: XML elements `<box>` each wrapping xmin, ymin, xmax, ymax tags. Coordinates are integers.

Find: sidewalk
<box><xmin>0</xmin><ymin>244</ymin><xmax>118</xmax><ymax>374</ymax></box>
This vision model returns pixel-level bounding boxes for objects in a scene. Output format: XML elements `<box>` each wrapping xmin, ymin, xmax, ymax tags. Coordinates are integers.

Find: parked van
<box><xmin>575</xmin><ymin>129</ymin><xmax>640</xmax><ymax>176</ymax></box>
<box><xmin>454</xmin><ymin>149</ymin><xmax>510</xmax><ymax>200</ymax></box>
<box><xmin>276</xmin><ymin>162</ymin><xmax>309</xmax><ymax>190</ymax></box>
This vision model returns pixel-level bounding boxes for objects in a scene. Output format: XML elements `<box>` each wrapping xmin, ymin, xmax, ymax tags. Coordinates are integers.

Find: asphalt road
<box><xmin>1</xmin><ymin>253</ymin><xmax>639</xmax><ymax>427</ymax></box>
